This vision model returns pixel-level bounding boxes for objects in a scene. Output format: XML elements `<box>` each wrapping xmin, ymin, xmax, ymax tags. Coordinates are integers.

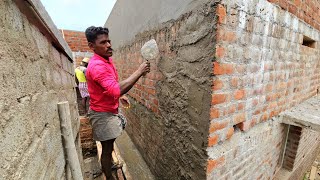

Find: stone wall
<box><xmin>207</xmin><ymin>0</ymin><xmax>320</xmax><ymax>179</ymax></box>
<box><xmin>112</xmin><ymin>1</ymin><xmax>215</xmax><ymax>179</ymax></box>
<box><xmin>0</xmin><ymin>0</ymin><xmax>81</xmax><ymax>179</ymax></box>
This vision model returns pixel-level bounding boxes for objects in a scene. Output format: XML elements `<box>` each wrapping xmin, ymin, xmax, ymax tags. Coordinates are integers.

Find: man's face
<box><xmin>89</xmin><ymin>34</ymin><xmax>112</xmax><ymax>60</ymax></box>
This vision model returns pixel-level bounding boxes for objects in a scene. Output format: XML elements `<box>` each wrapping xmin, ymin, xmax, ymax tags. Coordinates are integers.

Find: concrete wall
<box><xmin>0</xmin><ymin>0</ymin><xmax>81</xmax><ymax>179</ymax></box>
<box><xmin>108</xmin><ymin>0</ymin><xmax>214</xmax><ymax>179</ymax></box>
<box><xmin>105</xmin><ymin>0</ymin><xmax>208</xmax><ymax>48</ymax></box>
<box><xmin>207</xmin><ymin>0</ymin><xmax>320</xmax><ymax>179</ymax></box>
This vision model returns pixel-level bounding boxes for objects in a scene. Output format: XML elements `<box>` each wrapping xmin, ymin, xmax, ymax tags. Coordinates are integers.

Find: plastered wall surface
<box><xmin>0</xmin><ymin>1</ymin><xmax>80</xmax><ymax>179</ymax></box>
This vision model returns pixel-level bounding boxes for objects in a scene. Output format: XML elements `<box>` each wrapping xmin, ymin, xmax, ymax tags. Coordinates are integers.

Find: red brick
<box><xmin>234</xmin><ymin>113</ymin><xmax>246</xmax><ymax>124</ymax></box>
<box><xmin>216</xmin><ymin>4</ymin><xmax>227</xmax><ymax>24</ymax></box>
<box><xmin>213</xmin><ymin>62</ymin><xmax>234</xmax><ymax>75</ymax></box>
<box><xmin>226</xmin><ymin>127</ymin><xmax>234</xmax><ymax>140</ymax></box>
<box><xmin>228</xmin><ymin>104</ymin><xmax>237</xmax><ymax>114</ymax></box>
<box><xmin>207</xmin><ymin>156</ymin><xmax>225</xmax><ymax>174</ymax></box>
<box><xmin>215</xmin><ymin>46</ymin><xmax>225</xmax><ymax>58</ymax></box>
<box><xmin>208</xmin><ymin>135</ymin><xmax>219</xmax><ymax>147</ymax></box>
<box><xmin>213</xmin><ymin>79</ymin><xmax>224</xmax><ymax>91</ymax></box>
<box><xmin>234</xmin><ymin>89</ymin><xmax>245</xmax><ymax>100</ymax></box>
<box><xmin>224</xmin><ymin>31</ymin><xmax>237</xmax><ymax>42</ymax></box>
<box><xmin>210</xmin><ymin>108</ymin><xmax>220</xmax><ymax>119</ymax></box>
<box><xmin>261</xmin><ymin>113</ymin><xmax>269</xmax><ymax>122</ymax></box>
<box><xmin>209</xmin><ymin>121</ymin><xmax>228</xmax><ymax>133</ymax></box>
<box><xmin>212</xmin><ymin>94</ymin><xmax>227</xmax><ymax>105</ymax></box>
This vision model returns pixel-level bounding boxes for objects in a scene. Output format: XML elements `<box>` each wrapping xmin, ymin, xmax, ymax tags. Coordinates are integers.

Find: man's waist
<box><xmin>89</xmin><ymin>103</ymin><xmax>118</xmax><ymax>113</ymax></box>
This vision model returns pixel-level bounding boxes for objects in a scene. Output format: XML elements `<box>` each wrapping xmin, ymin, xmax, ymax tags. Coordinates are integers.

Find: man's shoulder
<box><xmin>89</xmin><ymin>60</ymin><xmax>107</xmax><ymax>71</ymax></box>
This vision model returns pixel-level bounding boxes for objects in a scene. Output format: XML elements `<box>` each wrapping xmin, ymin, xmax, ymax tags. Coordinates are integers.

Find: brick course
<box><xmin>207</xmin><ymin>0</ymin><xmax>320</xmax><ymax>179</ymax></box>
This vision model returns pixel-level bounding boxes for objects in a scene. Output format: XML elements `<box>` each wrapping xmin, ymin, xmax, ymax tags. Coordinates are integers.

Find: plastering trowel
<box><xmin>141</xmin><ymin>39</ymin><xmax>159</xmax><ymax>60</ymax></box>
<box><xmin>122</xmin><ymin>39</ymin><xmax>159</xmax><ymax>109</ymax></box>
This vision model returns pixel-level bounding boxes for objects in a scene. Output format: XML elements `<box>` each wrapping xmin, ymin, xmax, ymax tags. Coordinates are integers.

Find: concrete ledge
<box><xmin>13</xmin><ymin>0</ymin><xmax>73</xmax><ymax>61</ymax></box>
<box><xmin>280</xmin><ymin>96</ymin><xmax>320</xmax><ymax>132</ymax></box>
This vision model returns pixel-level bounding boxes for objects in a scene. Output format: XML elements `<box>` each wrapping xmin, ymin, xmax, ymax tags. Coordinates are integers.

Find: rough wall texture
<box><xmin>111</xmin><ymin>1</ymin><xmax>215</xmax><ymax>179</ymax></box>
<box><xmin>0</xmin><ymin>1</ymin><xmax>80</xmax><ymax>179</ymax></box>
<box><xmin>207</xmin><ymin>0</ymin><xmax>320</xmax><ymax>179</ymax></box>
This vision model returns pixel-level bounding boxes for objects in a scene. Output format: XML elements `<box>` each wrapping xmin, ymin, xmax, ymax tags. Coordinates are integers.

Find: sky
<box><xmin>40</xmin><ymin>0</ymin><xmax>117</xmax><ymax>31</ymax></box>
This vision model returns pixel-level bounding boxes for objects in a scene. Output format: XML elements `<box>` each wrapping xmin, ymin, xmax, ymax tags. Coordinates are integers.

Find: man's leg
<box><xmin>82</xmin><ymin>97</ymin><xmax>87</xmax><ymax>115</ymax></box>
<box><xmin>100</xmin><ymin>139</ymin><xmax>115</xmax><ymax>179</ymax></box>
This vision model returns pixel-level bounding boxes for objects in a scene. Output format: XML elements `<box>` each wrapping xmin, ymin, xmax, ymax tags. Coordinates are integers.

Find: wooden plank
<box><xmin>310</xmin><ymin>166</ymin><xmax>317</xmax><ymax>180</ymax></box>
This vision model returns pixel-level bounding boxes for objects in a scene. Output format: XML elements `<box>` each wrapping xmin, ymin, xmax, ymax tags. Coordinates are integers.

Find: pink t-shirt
<box><xmin>86</xmin><ymin>54</ymin><xmax>120</xmax><ymax>114</ymax></box>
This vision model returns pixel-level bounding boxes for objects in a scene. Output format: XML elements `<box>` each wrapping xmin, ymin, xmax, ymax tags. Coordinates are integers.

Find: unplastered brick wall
<box><xmin>281</xmin><ymin>125</ymin><xmax>320</xmax><ymax>178</ymax></box>
<box><xmin>61</xmin><ymin>30</ymin><xmax>93</xmax><ymax>116</ymax></box>
<box><xmin>207</xmin><ymin>0</ymin><xmax>320</xmax><ymax>179</ymax></box>
<box><xmin>112</xmin><ymin>1</ymin><xmax>215</xmax><ymax>179</ymax></box>
<box><xmin>268</xmin><ymin>0</ymin><xmax>320</xmax><ymax>30</ymax></box>
<box><xmin>60</xmin><ymin>29</ymin><xmax>93</xmax><ymax>68</ymax></box>
<box><xmin>293</xmin><ymin>128</ymin><xmax>320</xmax><ymax>171</ymax></box>
<box><xmin>0</xmin><ymin>1</ymin><xmax>81</xmax><ymax>179</ymax></box>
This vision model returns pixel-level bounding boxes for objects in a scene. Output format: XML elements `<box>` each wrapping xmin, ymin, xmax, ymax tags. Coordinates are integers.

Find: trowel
<box><xmin>141</xmin><ymin>39</ymin><xmax>159</xmax><ymax>61</ymax></box>
<box><xmin>140</xmin><ymin>39</ymin><xmax>159</xmax><ymax>100</ymax></box>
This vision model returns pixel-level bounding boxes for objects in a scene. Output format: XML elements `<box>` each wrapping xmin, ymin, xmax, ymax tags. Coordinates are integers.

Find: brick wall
<box><xmin>207</xmin><ymin>0</ymin><xmax>320</xmax><ymax>179</ymax></box>
<box><xmin>112</xmin><ymin>2</ymin><xmax>215</xmax><ymax>179</ymax></box>
<box><xmin>295</xmin><ymin>129</ymin><xmax>320</xmax><ymax>170</ymax></box>
<box><xmin>282</xmin><ymin>126</ymin><xmax>302</xmax><ymax>170</ymax></box>
<box><xmin>79</xmin><ymin>117</ymin><xmax>96</xmax><ymax>155</ymax></box>
<box><xmin>0</xmin><ymin>1</ymin><xmax>81</xmax><ymax>179</ymax></box>
<box><xmin>268</xmin><ymin>0</ymin><xmax>320</xmax><ymax>31</ymax></box>
<box><xmin>61</xmin><ymin>29</ymin><xmax>91</xmax><ymax>53</ymax></box>
<box><xmin>60</xmin><ymin>30</ymin><xmax>93</xmax><ymax>68</ymax></box>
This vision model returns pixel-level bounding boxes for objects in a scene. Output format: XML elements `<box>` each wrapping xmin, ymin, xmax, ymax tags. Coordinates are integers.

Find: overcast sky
<box><xmin>40</xmin><ymin>0</ymin><xmax>117</xmax><ymax>31</ymax></box>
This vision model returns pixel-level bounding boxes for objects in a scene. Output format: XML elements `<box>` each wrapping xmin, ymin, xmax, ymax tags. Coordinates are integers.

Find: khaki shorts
<box><xmin>88</xmin><ymin>109</ymin><xmax>124</xmax><ymax>141</ymax></box>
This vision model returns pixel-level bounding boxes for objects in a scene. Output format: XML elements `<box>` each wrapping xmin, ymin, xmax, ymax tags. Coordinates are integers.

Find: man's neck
<box><xmin>95</xmin><ymin>53</ymin><xmax>109</xmax><ymax>61</ymax></box>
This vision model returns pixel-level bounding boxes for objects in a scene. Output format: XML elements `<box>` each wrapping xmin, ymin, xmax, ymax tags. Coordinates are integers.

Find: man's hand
<box><xmin>138</xmin><ymin>61</ymin><xmax>150</xmax><ymax>76</ymax></box>
<box><xmin>120</xmin><ymin>95</ymin><xmax>130</xmax><ymax>109</ymax></box>
<box><xmin>119</xmin><ymin>61</ymin><xmax>151</xmax><ymax>96</ymax></box>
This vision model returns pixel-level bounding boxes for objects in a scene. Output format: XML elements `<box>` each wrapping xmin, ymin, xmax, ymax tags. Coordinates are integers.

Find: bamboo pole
<box><xmin>58</xmin><ymin>101</ymin><xmax>84</xmax><ymax>180</ymax></box>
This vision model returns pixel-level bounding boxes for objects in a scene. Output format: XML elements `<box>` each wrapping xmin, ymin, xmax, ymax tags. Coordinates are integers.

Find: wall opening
<box><xmin>302</xmin><ymin>35</ymin><xmax>316</xmax><ymax>48</ymax></box>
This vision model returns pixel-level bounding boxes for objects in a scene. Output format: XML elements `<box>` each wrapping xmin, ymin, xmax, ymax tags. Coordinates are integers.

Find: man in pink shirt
<box><xmin>85</xmin><ymin>26</ymin><xmax>150</xmax><ymax>180</ymax></box>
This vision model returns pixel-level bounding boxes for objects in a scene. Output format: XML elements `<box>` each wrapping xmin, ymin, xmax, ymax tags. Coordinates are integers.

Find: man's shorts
<box><xmin>88</xmin><ymin>109</ymin><xmax>124</xmax><ymax>141</ymax></box>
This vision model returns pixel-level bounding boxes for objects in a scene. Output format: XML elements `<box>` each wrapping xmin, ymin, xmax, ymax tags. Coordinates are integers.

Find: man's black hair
<box><xmin>85</xmin><ymin>26</ymin><xmax>109</xmax><ymax>43</ymax></box>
